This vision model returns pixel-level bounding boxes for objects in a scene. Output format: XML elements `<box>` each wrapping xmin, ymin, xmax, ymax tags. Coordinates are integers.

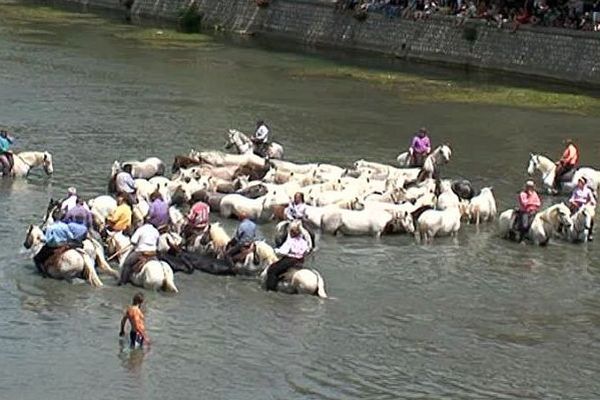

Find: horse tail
<box><xmin>312</xmin><ymin>269</ymin><xmax>328</xmax><ymax>299</ymax></box>
<box><xmin>78</xmin><ymin>250</ymin><xmax>103</xmax><ymax>288</ymax></box>
<box><xmin>160</xmin><ymin>262</ymin><xmax>178</xmax><ymax>293</ymax></box>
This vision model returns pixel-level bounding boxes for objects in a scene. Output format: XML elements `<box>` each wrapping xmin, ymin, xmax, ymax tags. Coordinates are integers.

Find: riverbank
<box><xmin>37</xmin><ymin>0</ymin><xmax>600</xmax><ymax>86</ymax></box>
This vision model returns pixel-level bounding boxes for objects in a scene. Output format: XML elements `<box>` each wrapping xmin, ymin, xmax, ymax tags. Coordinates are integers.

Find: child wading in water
<box><xmin>119</xmin><ymin>292</ymin><xmax>149</xmax><ymax>348</ymax></box>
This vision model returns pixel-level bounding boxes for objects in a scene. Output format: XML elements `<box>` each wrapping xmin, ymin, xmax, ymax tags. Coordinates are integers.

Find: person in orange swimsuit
<box><xmin>119</xmin><ymin>292</ymin><xmax>149</xmax><ymax>348</ymax></box>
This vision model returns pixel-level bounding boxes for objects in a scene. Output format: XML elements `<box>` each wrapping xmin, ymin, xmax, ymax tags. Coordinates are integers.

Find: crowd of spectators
<box><xmin>335</xmin><ymin>0</ymin><xmax>600</xmax><ymax>31</ymax></box>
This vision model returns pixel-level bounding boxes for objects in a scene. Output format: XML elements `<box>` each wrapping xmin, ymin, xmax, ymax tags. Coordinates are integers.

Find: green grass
<box><xmin>0</xmin><ymin>3</ymin><xmax>103</xmax><ymax>25</ymax></box>
<box><xmin>291</xmin><ymin>66</ymin><xmax>600</xmax><ymax>116</ymax></box>
<box><xmin>112</xmin><ymin>28</ymin><xmax>214</xmax><ymax>48</ymax></box>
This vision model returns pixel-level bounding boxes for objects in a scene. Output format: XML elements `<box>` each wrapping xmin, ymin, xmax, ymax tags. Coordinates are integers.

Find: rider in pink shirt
<box><xmin>515</xmin><ymin>180</ymin><xmax>541</xmax><ymax>240</ymax></box>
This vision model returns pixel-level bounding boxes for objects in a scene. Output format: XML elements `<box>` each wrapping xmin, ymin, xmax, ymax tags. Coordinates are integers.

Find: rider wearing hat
<box><xmin>515</xmin><ymin>180</ymin><xmax>541</xmax><ymax>240</ymax></box>
<box><xmin>251</xmin><ymin>120</ymin><xmax>270</xmax><ymax>158</ymax></box>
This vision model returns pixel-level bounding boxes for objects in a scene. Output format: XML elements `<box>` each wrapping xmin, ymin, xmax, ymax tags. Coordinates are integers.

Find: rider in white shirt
<box><xmin>118</xmin><ymin>221</ymin><xmax>160</xmax><ymax>285</ymax></box>
<box><xmin>252</xmin><ymin>120</ymin><xmax>270</xmax><ymax>157</ymax></box>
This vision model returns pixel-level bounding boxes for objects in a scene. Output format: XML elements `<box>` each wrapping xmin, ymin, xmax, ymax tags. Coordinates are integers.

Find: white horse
<box><xmin>88</xmin><ymin>195</ymin><xmax>117</xmax><ymax>231</ymax></box>
<box><xmin>111</xmin><ymin>157</ymin><xmax>165</xmax><ymax>179</ymax></box>
<box><xmin>436</xmin><ymin>180</ymin><xmax>460</xmax><ymax>210</ymax></box>
<box><xmin>253</xmin><ymin>241</ymin><xmax>328</xmax><ymax>298</ymax></box>
<box><xmin>219</xmin><ymin>192</ymin><xmax>279</xmax><ymax>221</ymax></box>
<box><xmin>195</xmin><ymin>222</ymin><xmax>230</xmax><ymax>255</ymax></box>
<box><xmin>23</xmin><ymin>225</ymin><xmax>103</xmax><ymax>287</ymax></box>
<box><xmin>225</xmin><ymin>129</ymin><xmax>284</xmax><ymax>159</ymax></box>
<box><xmin>498</xmin><ymin>203</ymin><xmax>573</xmax><ymax>245</ymax></box>
<box><xmin>190</xmin><ymin>150</ymin><xmax>266</xmax><ymax>169</ymax></box>
<box><xmin>527</xmin><ymin>153</ymin><xmax>600</xmax><ymax>194</ymax></box>
<box><xmin>321</xmin><ymin>208</ymin><xmax>413</xmax><ymax>237</ymax></box>
<box><xmin>106</xmin><ymin>231</ymin><xmax>178</xmax><ymax>292</ymax></box>
<box><xmin>415</xmin><ymin>205</ymin><xmax>461</xmax><ymax>243</ymax></box>
<box><xmin>568</xmin><ymin>205</ymin><xmax>595</xmax><ymax>243</ymax></box>
<box><xmin>8</xmin><ymin>151</ymin><xmax>54</xmax><ymax>178</ymax></box>
<box><xmin>467</xmin><ymin>187</ymin><xmax>497</xmax><ymax>225</ymax></box>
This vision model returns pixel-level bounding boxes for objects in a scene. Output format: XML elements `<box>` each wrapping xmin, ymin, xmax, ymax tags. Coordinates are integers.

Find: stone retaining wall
<box><xmin>55</xmin><ymin>0</ymin><xmax>600</xmax><ymax>85</ymax></box>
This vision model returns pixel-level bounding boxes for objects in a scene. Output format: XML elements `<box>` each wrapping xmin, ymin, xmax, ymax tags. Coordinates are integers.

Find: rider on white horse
<box><xmin>553</xmin><ymin>138</ymin><xmax>579</xmax><ymax>192</ymax></box>
<box><xmin>252</xmin><ymin>120</ymin><xmax>270</xmax><ymax>158</ymax></box>
<box><xmin>115</xmin><ymin>164</ymin><xmax>137</xmax><ymax>205</ymax></box>
<box><xmin>224</xmin><ymin>212</ymin><xmax>257</xmax><ymax>265</ymax></box>
<box><xmin>568</xmin><ymin>176</ymin><xmax>596</xmax><ymax>239</ymax></box>
<box><xmin>515</xmin><ymin>180</ymin><xmax>542</xmax><ymax>241</ymax></box>
<box><xmin>265</xmin><ymin>224</ymin><xmax>310</xmax><ymax>292</ymax></box>
<box><xmin>409</xmin><ymin>127</ymin><xmax>431</xmax><ymax>167</ymax></box>
<box><xmin>118</xmin><ymin>219</ymin><xmax>160</xmax><ymax>286</ymax></box>
<box><xmin>33</xmin><ymin>220</ymin><xmax>83</xmax><ymax>276</ymax></box>
<box><xmin>106</xmin><ymin>194</ymin><xmax>133</xmax><ymax>234</ymax></box>
<box><xmin>0</xmin><ymin>130</ymin><xmax>15</xmax><ymax>176</ymax></box>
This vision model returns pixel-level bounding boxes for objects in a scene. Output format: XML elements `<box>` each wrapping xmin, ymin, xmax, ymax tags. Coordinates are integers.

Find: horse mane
<box><xmin>209</xmin><ymin>223</ymin><xmax>230</xmax><ymax>246</ymax></box>
<box><xmin>255</xmin><ymin>241</ymin><xmax>278</xmax><ymax>264</ymax></box>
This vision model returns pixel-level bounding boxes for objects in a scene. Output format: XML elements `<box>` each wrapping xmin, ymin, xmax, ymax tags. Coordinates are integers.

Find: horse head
<box><xmin>394</xmin><ymin>211</ymin><xmax>415</xmax><ymax>234</ymax></box>
<box><xmin>23</xmin><ymin>224</ymin><xmax>37</xmax><ymax>249</ymax></box>
<box><xmin>439</xmin><ymin>144</ymin><xmax>452</xmax><ymax>163</ymax></box>
<box><xmin>553</xmin><ymin>204</ymin><xmax>573</xmax><ymax>231</ymax></box>
<box><xmin>527</xmin><ymin>153</ymin><xmax>537</xmax><ymax>176</ymax></box>
<box><xmin>42</xmin><ymin>152</ymin><xmax>54</xmax><ymax>175</ymax></box>
<box><xmin>111</xmin><ymin>161</ymin><xmax>122</xmax><ymax>178</ymax></box>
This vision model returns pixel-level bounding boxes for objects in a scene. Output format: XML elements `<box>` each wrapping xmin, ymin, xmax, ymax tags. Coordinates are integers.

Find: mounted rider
<box><xmin>146</xmin><ymin>191</ymin><xmax>170</xmax><ymax>231</ymax></box>
<box><xmin>285</xmin><ymin>192</ymin><xmax>307</xmax><ymax>221</ymax></box>
<box><xmin>283</xmin><ymin>192</ymin><xmax>315</xmax><ymax>241</ymax></box>
<box><xmin>0</xmin><ymin>129</ymin><xmax>15</xmax><ymax>176</ymax></box>
<box><xmin>63</xmin><ymin>197</ymin><xmax>93</xmax><ymax>229</ymax></box>
<box><xmin>409</xmin><ymin>127</ymin><xmax>431</xmax><ymax>167</ymax></box>
<box><xmin>61</xmin><ymin>187</ymin><xmax>79</xmax><ymax>214</ymax></box>
<box><xmin>106</xmin><ymin>194</ymin><xmax>133</xmax><ymax>234</ymax></box>
<box><xmin>514</xmin><ymin>180</ymin><xmax>541</xmax><ymax>241</ymax></box>
<box><xmin>182</xmin><ymin>200</ymin><xmax>210</xmax><ymax>242</ymax></box>
<box><xmin>265</xmin><ymin>224</ymin><xmax>310</xmax><ymax>292</ymax></box>
<box><xmin>115</xmin><ymin>164</ymin><xmax>137</xmax><ymax>205</ymax></box>
<box><xmin>224</xmin><ymin>212</ymin><xmax>257</xmax><ymax>265</ymax></box>
<box><xmin>553</xmin><ymin>138</ymin><xmax>579</xmax><ymax>192</ymax></box>
<box><xmin>118</xmin><ymin>219</ymin><xmax>160</xmax><ymax>286</ymax></box>
<box><xmin>33</xmin><ymin>220</ymin><xmax>83</xmax><ymax>277</ymax></box>
<box><xmin>569</xmin><ymin>177</ymin><xmax>596</xmax><ymax>240</ymax></box>
<box><xmin>251</xmin><ymin>120</ymin><xmax>270</xmax><ymax>158</ymax></box>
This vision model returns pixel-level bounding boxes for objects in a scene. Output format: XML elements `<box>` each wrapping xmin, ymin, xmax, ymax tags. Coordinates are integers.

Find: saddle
<box><xmin>132</xmin><ymin>251</ymin><xmax>157</xmax><ymax>274</ymax></box>
<box><xmin>231</xmin><ymin>243</ymin><xmax>254</xmax><ymax>263</ymax></box>
<box><xmin>559</xmin><ymin>168</ymin><xmax>577</xmax><ymax>183</ymax></box>
<box><xmin>43</xmin><ymin>245</ymin><xmax>72</xmax><ymax>270</ymax></box>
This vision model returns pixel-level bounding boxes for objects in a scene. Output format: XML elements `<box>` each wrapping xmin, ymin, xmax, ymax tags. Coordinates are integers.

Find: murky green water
<box><xmin>2</xmin><ymin>3</ymin><xmax>600</xmax><ymax>399</ymax></box>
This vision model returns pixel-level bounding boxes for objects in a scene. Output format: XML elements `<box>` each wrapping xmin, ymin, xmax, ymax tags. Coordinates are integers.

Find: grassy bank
<box><xmin>290</xmin><ymin>67</ymin><xmax>600</xmax><ymax>116</ymax></box>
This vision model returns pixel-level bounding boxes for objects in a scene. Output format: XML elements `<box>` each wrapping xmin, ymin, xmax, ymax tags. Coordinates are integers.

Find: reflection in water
<box><xmin>118</xmin><ymin>338</ymin><xmax>147</xmax><ymax>375</ymax></box>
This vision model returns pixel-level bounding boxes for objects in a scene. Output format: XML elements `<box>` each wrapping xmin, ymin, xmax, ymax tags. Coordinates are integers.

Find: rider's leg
<box><xmin>0</xmin><ymin>155</ymin><xmax>9</xmax><ymax>176</ymax></box>
<box><xmin>118</xmin><ymin>251</ymin><xmax>141</xmax><ymax>286</ymax></box>
<box><xmin>265</xmin><ymin>256</ymin><xmax>297</xmax><ymax>291</ymax></box>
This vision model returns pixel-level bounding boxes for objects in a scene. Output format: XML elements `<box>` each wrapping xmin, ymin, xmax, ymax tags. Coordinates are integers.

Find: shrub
<box><xmin>178</xmin><ymin>3</ymin><xmax>203</xmax><ymax>33</ymax></box>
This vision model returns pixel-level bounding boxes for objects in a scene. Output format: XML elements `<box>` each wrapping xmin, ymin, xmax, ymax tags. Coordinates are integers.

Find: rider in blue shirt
<box><xmin>33</xmin><ymin>221</ymin><xmax>80</xmax><ymax>276</ymax></box>
<box><xmin>224</xmin><ymin>212</ymin><xmax>257</xmax><ymax>265</ymax></box>
<box><xmin>0</xmin><ymin>130</ymin><xmax>14</xmax><ymax>176</ymax></box>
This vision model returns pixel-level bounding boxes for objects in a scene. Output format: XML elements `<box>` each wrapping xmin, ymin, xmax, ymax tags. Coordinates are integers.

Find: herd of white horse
<box><xmin>18</xmin><ymin>129</ymin><xmax>600</xmax><ymax>297</ymax></box>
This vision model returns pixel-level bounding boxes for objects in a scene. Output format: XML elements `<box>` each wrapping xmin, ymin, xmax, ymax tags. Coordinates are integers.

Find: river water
<box><xmin>2</xmin><ymin>3</ymin><xmax>600</xmax><ymax>399</ymax></box>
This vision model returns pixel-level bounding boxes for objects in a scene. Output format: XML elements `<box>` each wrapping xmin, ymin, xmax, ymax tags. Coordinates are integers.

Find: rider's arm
<box><xmin>275</xmin><ymin>238</ymin><xmax>291</xmax><ymax>256</ymax></box>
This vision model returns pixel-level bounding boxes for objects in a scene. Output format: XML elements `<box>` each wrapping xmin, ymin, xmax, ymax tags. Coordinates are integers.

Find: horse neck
<box><xmin>18</xmin><ymin>152</ymin><xmax>42</xmax><ymax>166</ymax></box>
<box><xmin>114</xmin><ymin>234</ymin><xmax>132</xmax><ymax>266</ymax></box>
<box><xmin>537</xmin><ymin>156</ymin><xmax>556</xmax><ymax>174</ymax></box>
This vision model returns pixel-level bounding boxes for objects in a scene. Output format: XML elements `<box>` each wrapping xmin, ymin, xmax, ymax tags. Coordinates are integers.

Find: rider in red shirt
<box><xmin>553</xmin><ymin>138</ymin><xmax>579</xmax><ymax>191</ymax></box>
